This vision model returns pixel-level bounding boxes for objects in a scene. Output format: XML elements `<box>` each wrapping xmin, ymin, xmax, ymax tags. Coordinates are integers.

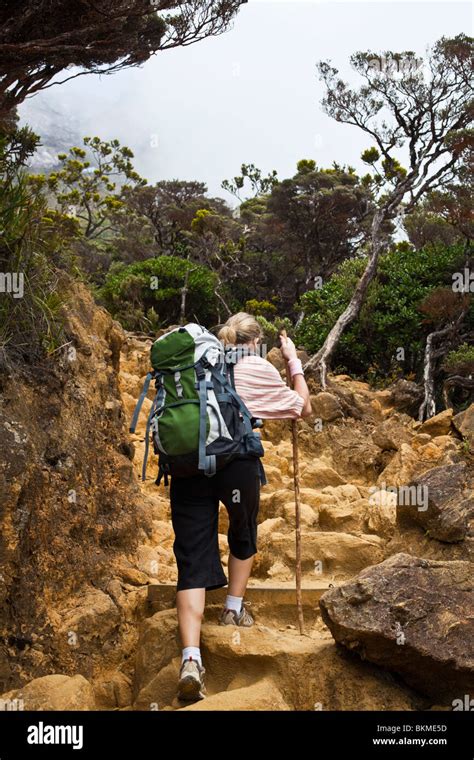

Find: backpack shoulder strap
<box><xmin>208</xmin><ymin>363</ymin><xmax>255</xmax><ymax>435</ymax></box>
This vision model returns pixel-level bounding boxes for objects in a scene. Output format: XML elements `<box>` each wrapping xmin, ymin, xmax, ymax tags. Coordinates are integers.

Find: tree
<box><xmin>124</xmin><ymin>180</ymin><xmax>230</xmax><ymax>253</ymax></box>
<box><xmin>0</xmin><ymin>0</ymin><xmax>246</xmax><ymax>120</ymax></box>
<box><xmin>441</xmin><ymin>343</ymin><xmax>474</xmax><ymax>411</ymax></box>
<box><xmin>296</xmin><ymin>241</ymin><xmax>472</xmax><ymax>381</ymax></box>
<box><xmin>222</xmin><ymin>162</ymin><xmax>279</xmax><ymax>200</ymax></box>
<box><xmin>265</xmin><ymin>160</ymin><xmax>380</xmax><ymax>320</ymax></box>
<box><xmin>30</xmin><ymin>137</ymin><xmax>146</xmax><ymax>239</ymax></box>
<box><xmin>0</xmin><ymin>126</ymin><xmax>79</xmax><ymax>368</ymax></box>
<box><xmin>418</xmin><ymin>287</ymin><xmax>472</xmax><ymax>420</ymax></box>
<box><xmin>304</xmin><ymin>34</ymin><xmax>473</xmax><ymax>387</ymax></box>
<box><xmin>404</xmin><ymin>159</ymin><xmax>473</xmax><ymax>249</ymax></box>
<box><xmin>189</xmin><ymin>206</ymin><xmax>249</xmax><ymax>319</ymax></box>
<box><xmin>222</xmin><ymin>160</ymin><xmax>383</xmax><ymax>319</ymax></box>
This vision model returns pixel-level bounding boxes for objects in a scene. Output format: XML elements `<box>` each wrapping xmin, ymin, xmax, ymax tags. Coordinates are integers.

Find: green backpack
<box><xmin>129</xmin><ymin>323</ymin><xmax>266</xmax><ymax>486</ymax></box>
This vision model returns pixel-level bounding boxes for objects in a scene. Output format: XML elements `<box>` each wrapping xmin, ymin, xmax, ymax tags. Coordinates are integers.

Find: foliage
<box><xmin>0</xmin><ymin>1</ymin><xmax>245</xmax><ymax>119</ymax></box>
<box><xmin>29</xmin><ymin>137</ymin><xmax>146</xmax><ymax>240</ymax></box>
<box><xmin>296</xmin><ymin>242</ymin><xmax>473</xmax><ymax>379</ymax></box>
<box><xmin>244</xmin><ymin>299</ymin><xmax>277</xmax><ymax>318</ymax></box>
<box><xmin>0</xmin><ymin>127</ymin><xmax>77</xmax><ymax>369</ymax></box>
<box><xmin>222</xmin><ymin>163</ymin><xmax>279</xmax><ymax>200</ymax></box>
<box><xmin>124</xmin><ymin>180</ymin><xmax>231</xmax><ymax>254</ymax></box>
<box><xmin>255</xmin><ymin>315</ymin><xmax>293</xmax><ymax>351</ymax></box>
<box><xmin>442</xmin><ymin>343</ymin><xmax>474</xmax><ymax>376</ymax></box>
<box><xmin>98</xmin><ymin>255</ymin><xmax>218</xmax><ymax>331</ymax></box>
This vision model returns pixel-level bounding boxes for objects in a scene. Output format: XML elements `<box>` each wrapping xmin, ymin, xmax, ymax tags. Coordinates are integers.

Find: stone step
<box><xmin>146</xmin><ymin>580</ymin><xmax>337</xmax><ymax>627</ymax></box>
<box><xmin>133</xmin><ymin>610</ymin><xmax>419</xmax><ymax>711</ymax></box>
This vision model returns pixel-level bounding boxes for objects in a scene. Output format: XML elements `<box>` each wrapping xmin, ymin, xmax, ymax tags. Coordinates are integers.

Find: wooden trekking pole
<box><xmin>278</xmin><ymin>329</ymin><xmax>305</xmax><ymax>635</ymax></box>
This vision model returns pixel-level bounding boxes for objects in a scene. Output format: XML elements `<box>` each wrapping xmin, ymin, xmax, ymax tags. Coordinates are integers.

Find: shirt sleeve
<box><xmin>232</xmin><ymin>355</ymin><xmax>305</xmax><ymax>419</ymax></box>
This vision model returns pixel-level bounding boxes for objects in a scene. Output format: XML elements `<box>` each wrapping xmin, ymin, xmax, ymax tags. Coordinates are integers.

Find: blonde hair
<box><xmin>218</xmin><ymin>312</ymin><xmax>262</xmax><ymax>346</ymax></box>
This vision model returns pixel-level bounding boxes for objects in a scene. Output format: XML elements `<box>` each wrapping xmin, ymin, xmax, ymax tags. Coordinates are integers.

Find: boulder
<box><xmin>282</xmin><ymin>502</ymin><xmax>318</xmax><ymax>528</ymax></box>
<box><xmin>311</xmin><ymin>392</ymin><xmax>344</xmax><ymax>422</ymax></box>
<box><xmin>320</xmin><ymin>553</ymin><xmax>474</xmax><ymax>701</ymax></box>
<box><xmin>258</xmin><ymin>488</ymin><xmax>295</xmax><ymax>520</ymax></box>
<box><xmin>133</xmin><ymin>621</ymin><xmax>417</xmax><ymax>711</ymax></box>
<box><xmin>372</xmin><ymin>419</ymin><xmax>413</xmax><ymax>451</ymax></box>
<box><xmin>376</xmin><ymin>379</ymin><xmax>424</xmax><ymax>417</ymax></box>
<box><xmin>58</xmin><ymin>588</ymin><xmax>120</xmax><ymax>645</ymax></box>
<box><xmin>365</xmin><ymin>489</ymin><xmax>398</xmax><ymax>538</ymax></box>
<box><xmin>270</xmin><ymin>531</ymin><xmax>384</xmax><ymax>577</ymax></box>
<box><xmin>411</xmin><ymin>433</ymin><xmax>432</xmax><ymax>448</ymax></box>
<box><xmin>397</xmin><ymin>463</ymin><xmax>474</xmax><ymax>542</ymax></box>
<box><xmin>318</xmin><ymin>501</ymin><xmax>367</xmax><ymax>534</ymax></box>
<box><xmin>452</xmin><ymin>403</ymin><xmax>474</xmax><ymax>447</ymax></box>
<box><xmin>257</xmin><ymin>517</ymin><xmax>286</xmax><ymax>539</ymax></box>
<box><xmin>93</xmin><ymin>671</ymin><xmax>132</xmax><ymax>710</ymax></box>
<box><xmin>300</xmin><ymin>460</ymin><xmax>346</xmax><ymax>489</ymax></box>
<box><xmin>133</xmin><ymin>610</ymin><xmax>179</xmax><ymax>697</ymax></box>
<box><xmin>418</xmin><ymin>409</ymin><xmax>453</xmax><ymax>437</ymax></box>
<box><xmin>0</xmin><ymin>674</ymin><xmax>96</xmax><ymax>710</ymax></box>
<box><xmin>265</xmin><ymin>348</ymin><xmax>285</xmax><ymax>371</ymax></box>
<box><xmin>197</xmin><ymin>623</ymin><xmax>416</xmax><ymax>711</ymax></box>
<box><xmin>430</xmin><ymin>435</ymin><xmax>459</xmax><ymax>454</ymax></box>
<box><xmin>377</xmin><ymin>443</ymin><xmax>421</xmax><ymax>488</ymax></box>
<box><xmin>181</xmin><ymin>677</ymin><xmax>291</xmax><ymax>711</ymax></box>
<box><xmin>261</xmin><ymin>464</ymin><xmax>284</xmax><ymax>487</ymax></box>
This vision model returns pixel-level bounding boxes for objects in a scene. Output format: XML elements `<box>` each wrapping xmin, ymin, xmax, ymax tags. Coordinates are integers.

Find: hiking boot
<box><xmin>177</xmin><ymin>658</ymin><xmax>206</xmax><ymax>702</ymax></box>
<box><xmin>219</xmin><ymin>601</ymin><xmax>254</xmax><ymax>627</ymax></box>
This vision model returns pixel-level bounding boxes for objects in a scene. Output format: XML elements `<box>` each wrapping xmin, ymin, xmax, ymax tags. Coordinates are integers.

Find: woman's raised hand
<box><xmin>279</xmin><ymin>334</ymin><xmax>298</xmax><ymax>362</ymax></box>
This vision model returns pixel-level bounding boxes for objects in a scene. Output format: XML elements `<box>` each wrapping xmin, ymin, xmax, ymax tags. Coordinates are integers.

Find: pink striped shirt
<box><xmin>233</xmin><ymin>354</ymin><xmax>304</xmax><ymax>419</ymax></box>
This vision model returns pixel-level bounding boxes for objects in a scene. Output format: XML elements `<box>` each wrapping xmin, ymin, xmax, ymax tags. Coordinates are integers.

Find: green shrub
<box><xmin>442</xmin><ymin>343</ymin><xmax>474</xmax><ymax>376</ymax></box>
<box><xmin>98</xmin><ymin>255</ymin><xmax>218</xmax><ymax>331</ymax></box>
<box><xmin>244</xmin><ymin>299</ymin><xmax>277</xmax><ymax>318</ymax></box>
<box><xmin>0</xmin><ymin>128</ymin><xmax>78</xmax><ymax>370</ymax></box>
<box><xmin>296</xmin><ymin>242</ymin><xmax>472</xmax><ymax>380</ymax></box>
<box><xmin>256</xmin><ymin>314</ymin><xmax>293</xmax><ymax>350</ymax></box>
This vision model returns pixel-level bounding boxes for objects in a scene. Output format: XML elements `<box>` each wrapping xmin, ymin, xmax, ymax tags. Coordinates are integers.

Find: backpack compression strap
<box><xmin>195</xmin><ymin>360</ymin><xmax>217</xmax><ymax>477</ymax></box>
<box><xmin>141</xmin><ymin>376</ymin><xmax>165</xmax><ymax>481</ymax></box>
<box><xmin>128</xmin><ymin>371</ymin><xmax>166</xmax><ymax>481</ymax></box>
<box><xmin>129</xmin><ymin>372</ymin><xmax>154</xmax><ymax>434</ymax></box>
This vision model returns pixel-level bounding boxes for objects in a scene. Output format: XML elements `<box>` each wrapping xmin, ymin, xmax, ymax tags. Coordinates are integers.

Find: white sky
<box><xmin>20</xmin><ymin>1</ymin><xmax>472</xmax><ymax>203</ymax></box>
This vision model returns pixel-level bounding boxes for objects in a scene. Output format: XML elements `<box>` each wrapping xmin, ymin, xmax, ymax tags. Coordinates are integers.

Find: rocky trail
<box><xmin>1</xmin><ymin>288</ymin><xmax>472</xmax><ymax>712</ymax></box>
<box><xmin>117</xmin><ymin>333</ymin><xmax>473</xmax><ymax>711</ymax></box>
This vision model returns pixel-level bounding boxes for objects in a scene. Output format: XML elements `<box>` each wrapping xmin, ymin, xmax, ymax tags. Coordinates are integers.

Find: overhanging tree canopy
<box><xmin>0</xmin><ymin>0</ymin><xmax>245</xmax><ymax>119</ymax></box>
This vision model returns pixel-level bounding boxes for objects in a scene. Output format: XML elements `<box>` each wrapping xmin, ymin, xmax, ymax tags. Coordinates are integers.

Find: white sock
<box><xmin>225</xmin><ymin>594</ymin><xmax>243</xmax><ymax>613</ymax></box>
<box><xmin>182</xmin><ymin>646</ymin><xmax>202</xmax><ymax>667</ymax></box>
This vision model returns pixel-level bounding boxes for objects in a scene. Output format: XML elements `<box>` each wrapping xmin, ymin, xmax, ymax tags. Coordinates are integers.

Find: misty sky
<box><xmin>19</xmin><ymin>1</ymin><xmax>472</xmax><ymax>204</ymax></box>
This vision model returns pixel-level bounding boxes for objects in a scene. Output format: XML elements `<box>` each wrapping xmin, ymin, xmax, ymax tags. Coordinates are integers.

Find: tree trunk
<box><xmin>418</xmin><ymin>330</ymin><xmax>441</xmax><ymax>421</ymax></box>
<box><xmin>295</xmin><ymin>254</ymin><xmax>314</xmax><ymax>327</ymax></box>
<box><xmin>303</xmin><ymin>209</ymin><xmax>385</xmax><ymax>388</ymax></box>
<box><xmin>179</xmin><ymin>265</ymin><xmax>197</xmax><ymax>325</ymax></box>
<box><xmin>214</xmin><ymin>286</ymin><xmax>232</xmax><ymax>318</ymax></box>
<box><xmin>419</xmin><ymin>310</ymin><xmax>468</xmax><ymax>420</ymax></box>
<box><xmin>442</xmin><ymin>375</ymin><xmax>474</xmax><ymax>410</ymax></box>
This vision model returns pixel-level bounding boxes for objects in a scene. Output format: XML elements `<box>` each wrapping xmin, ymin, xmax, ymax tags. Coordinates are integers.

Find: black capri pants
<box><xmin>170</xmin><ymin>457</ymin><xmax>261</xmax><ymax>591</ymax></box>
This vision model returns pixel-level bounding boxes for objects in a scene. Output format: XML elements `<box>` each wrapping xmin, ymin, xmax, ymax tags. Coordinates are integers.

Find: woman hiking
<box><xmin>174</xmin><ymin>312</ymin><xmax>312</xmax><ymax>701</ymax></box>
